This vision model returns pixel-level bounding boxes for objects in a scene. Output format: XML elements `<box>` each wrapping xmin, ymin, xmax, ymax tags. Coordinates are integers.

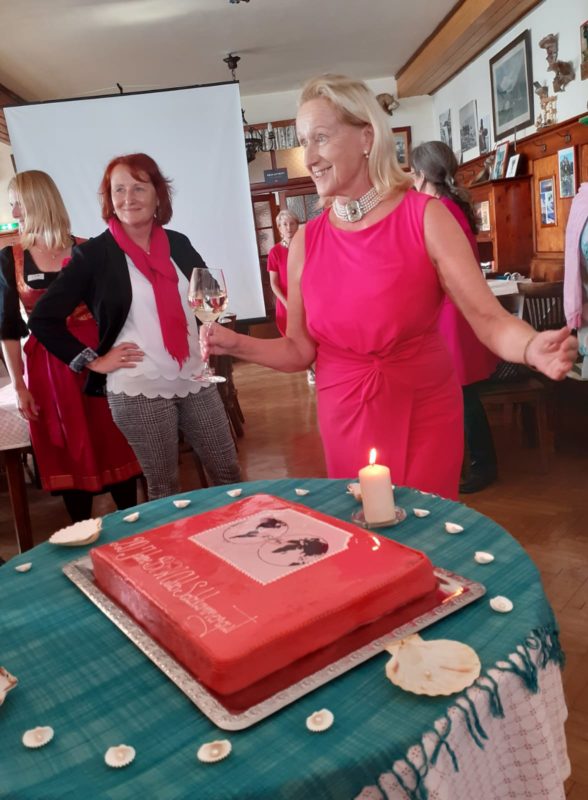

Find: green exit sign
<box><xmin>0</xmin><ymin>222</ymin><xmax>19</xmax><ymax>232</ymax></box>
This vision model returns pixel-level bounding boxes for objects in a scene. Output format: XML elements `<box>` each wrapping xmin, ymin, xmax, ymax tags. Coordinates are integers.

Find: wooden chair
<box><xmin>478</xmin><ymin>281</ymin><xmax>565</xmax><ymax>472</ymax></box>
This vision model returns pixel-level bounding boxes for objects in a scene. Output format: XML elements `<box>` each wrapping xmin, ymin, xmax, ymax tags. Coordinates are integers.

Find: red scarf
<box><xmin>108</xmin><ymin>218</ymin><xmax>189</xmax><ymax>366</ymax></box>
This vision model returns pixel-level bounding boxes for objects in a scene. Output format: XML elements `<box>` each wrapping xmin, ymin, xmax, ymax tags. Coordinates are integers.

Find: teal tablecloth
<box><xmin>0</xmin><ymin>480</ymin><xmax>561</xmax><ymax>800</ymax></box>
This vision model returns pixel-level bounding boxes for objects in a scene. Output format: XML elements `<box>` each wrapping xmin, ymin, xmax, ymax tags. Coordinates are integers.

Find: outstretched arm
<box><xmin>424</xmin><ymin>200</ymin><xmax>577</xmax><ymax>380</ymax></box>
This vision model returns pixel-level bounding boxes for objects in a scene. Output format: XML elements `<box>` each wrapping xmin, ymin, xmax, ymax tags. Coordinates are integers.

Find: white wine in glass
<box><xmin>188</xmin><ymin>267</ymin><xmax>228</xmax><ymax>383</ymax></box>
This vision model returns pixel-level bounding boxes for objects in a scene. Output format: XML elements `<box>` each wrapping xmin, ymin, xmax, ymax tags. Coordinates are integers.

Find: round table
<box><xmin>0</xmin><ymin>479</ymin><xmax>569</xmax><ymax>799</ymax></box>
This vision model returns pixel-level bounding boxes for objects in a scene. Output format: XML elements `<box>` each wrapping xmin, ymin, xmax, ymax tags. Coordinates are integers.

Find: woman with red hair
<box><xmin>30</xmin><ymin>153</ymin><xmax>240</xmax><ymax>499</ymax></box>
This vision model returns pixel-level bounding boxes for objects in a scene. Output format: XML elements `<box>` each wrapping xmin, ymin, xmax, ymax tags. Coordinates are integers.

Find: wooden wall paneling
<box><xmin>0</xmin><ymin>83</ymin><xmax>26</xmax><ymax>146</ymax></box>
<box><xmin>457</xmin><ymin>114</ymin><xmax>588</xmax><ymax>281</ymax></box>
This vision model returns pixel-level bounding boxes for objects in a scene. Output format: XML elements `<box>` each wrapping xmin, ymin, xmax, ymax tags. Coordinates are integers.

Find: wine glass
<box><xmin>188</xmin><ymin>267</ymin><xmax>228</xmax><ymax>383</ymax></box>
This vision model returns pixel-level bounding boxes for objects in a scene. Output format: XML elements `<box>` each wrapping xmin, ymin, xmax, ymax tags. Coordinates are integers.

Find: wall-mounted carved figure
<box><xmin>538</xmin><ymin>32</ymin><xmax>575</xmax><ymax>93</ymax></box>
<box><xmin>376</xmin><ymin>93</ymin><xmax>399</xmax><ymax>115</ymax></box>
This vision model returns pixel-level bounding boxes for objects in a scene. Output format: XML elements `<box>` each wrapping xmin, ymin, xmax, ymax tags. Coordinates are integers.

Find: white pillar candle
<box><xmin>358</xmin><ymin>449</ymin><xmax>396</xmax><ymax>524</ymax></box>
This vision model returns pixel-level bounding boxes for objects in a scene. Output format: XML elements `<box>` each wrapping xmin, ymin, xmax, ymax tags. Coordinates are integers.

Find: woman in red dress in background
<box><xmin>266</xmin><ymin>209</ymin><xmax>300</xmax><ymax>336</ymax></box>
<box><xmin>411</xmin><ymin>141</ymin><xmax>499</xmax><ymax>493</ymax></box>
<box><xmin>0</xmin><ymin>170</ymin><xmax>141</xmax><ymax>522</ymax></box>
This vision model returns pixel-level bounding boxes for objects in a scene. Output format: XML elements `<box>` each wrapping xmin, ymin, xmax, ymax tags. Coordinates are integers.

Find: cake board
<box><xmin>64</xmin><ymin>556</ymin><xmax>485</xmax><ymax>731</ymax></box>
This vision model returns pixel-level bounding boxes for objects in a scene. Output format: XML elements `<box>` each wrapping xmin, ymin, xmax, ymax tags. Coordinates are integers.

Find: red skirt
<box><xmin>24</xmin><ymin>318</ymin><xmax>141</xmax><ymax>493</ymax></box>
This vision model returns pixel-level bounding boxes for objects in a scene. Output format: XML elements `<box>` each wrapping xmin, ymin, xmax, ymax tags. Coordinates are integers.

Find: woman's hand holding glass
<box><xmin>188</xmin><ymin>267</ymin><xmax>228</xmax><ymax>383</ymax></box>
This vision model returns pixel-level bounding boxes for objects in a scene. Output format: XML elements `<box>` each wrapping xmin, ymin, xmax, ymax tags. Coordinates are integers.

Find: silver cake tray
<box><xmin>63</xmin><ymin>557</ymin><xmax>485</xmax><ymax>731</ymax></box>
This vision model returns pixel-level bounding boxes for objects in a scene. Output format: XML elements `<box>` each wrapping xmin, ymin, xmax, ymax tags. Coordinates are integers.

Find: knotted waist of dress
<box><xmin>315</xmin><ymin>331</ymin><xmax>454</xmax><ymax>404</ymax></box>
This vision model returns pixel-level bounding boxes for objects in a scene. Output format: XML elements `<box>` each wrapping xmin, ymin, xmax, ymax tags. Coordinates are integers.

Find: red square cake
<box><xmin>91</xmin><ymin>494</ymin><xmax>438</xmax><ymax>709</ymax></box>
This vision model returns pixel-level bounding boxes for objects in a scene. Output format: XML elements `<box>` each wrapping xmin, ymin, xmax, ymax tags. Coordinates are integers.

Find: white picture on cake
<box><xmin>192</xmin><ymin>508</ymin><xmax>351</xmax><ymax>584</ymax></box>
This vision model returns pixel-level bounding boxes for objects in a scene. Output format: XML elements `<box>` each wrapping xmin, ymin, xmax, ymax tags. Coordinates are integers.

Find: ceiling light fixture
<box><xmin>223</xmin><ymin>52</ymin><xmax>275</xmax><ymax>163</ymax></box>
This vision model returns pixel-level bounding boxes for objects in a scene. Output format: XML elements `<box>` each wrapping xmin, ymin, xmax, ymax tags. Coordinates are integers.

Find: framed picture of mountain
<box><xmin>489</xmin><ymin>30</ymin><xmax>534</xmax><ymax>140</ymax></box>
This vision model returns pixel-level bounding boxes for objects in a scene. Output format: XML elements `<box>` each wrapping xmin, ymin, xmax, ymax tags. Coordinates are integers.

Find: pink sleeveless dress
<box><xmin>301</xmin><ymin>191</ymin><xmax>463</xmax><ymax>499</ymax></box>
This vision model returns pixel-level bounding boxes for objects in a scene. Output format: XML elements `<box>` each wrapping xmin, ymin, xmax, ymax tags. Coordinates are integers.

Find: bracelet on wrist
<box><xmin>523</xmin><ymin>334</ymin><xmax>538</xmax><ymax>370</ymax></box>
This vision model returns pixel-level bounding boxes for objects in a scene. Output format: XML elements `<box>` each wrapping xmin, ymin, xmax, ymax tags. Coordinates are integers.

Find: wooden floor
<box><xmin>1</xmin><ymin>362</ymin><xmax>586</xmax><ymax>796</ymax></box>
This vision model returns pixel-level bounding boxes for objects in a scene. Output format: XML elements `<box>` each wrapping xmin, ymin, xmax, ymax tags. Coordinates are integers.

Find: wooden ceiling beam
<box><xmin>396</xmin><ymin>0</ymin><xmax>543</xmax><ymax>97</ymax></box>
<box><xmin>0</xmin><ymin>82</ymin><xmax>26</xmax><ymax>146</ymax></box>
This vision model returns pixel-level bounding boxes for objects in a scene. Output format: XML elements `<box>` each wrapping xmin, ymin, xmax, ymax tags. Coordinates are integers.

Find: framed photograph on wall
<box><xmin>505</xmin><ymin>153</ymin><xmax>521</xmax><ymax>178</ymax></box>
<box><xmin>581</xmin><ymin>19</ymin><xmax>588</xmax><ymax>81</ymax></box>
<box><xmin>459</xmin><ymin>100</ymin><xmax>478</xmax><ymax>156</ymax></box>
<box><xmin>557</xmin><ymin>146</ymin><xmax>576</xmax><ymax>198</ymax></box>
<box><xmin>478</xmin><ymin>114</ymin><xmax>491</xmax><ymax>154</ymax></box>
<box><xmin>539</xmin><ymin>177</ymin><xmax>556</xmax><ymax>226</ymax></box>
<box><xmin>392</xmin><ymin>126</ymin><xmax>412</xmax><ymax>170</ymax></box>
<box><xmin>490</xmin><ymin>141</ymin><xmax>509</xmax><ymax>180</ymax></box>
<box><xmin>439</xmin><ymin>109</ymin><xmax>452</xmax><ymax>148</ymax></box>
<box><xmin>489</xmin><ymin>30</ymin><xmax>534</xmax><ymax>140</ymax></box>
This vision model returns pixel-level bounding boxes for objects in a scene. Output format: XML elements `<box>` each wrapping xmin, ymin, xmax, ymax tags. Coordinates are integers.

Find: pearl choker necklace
<box><xmin>333</xmin><ymin>187</ymin><xmax>382</xmax><ymax>223</ymax></box>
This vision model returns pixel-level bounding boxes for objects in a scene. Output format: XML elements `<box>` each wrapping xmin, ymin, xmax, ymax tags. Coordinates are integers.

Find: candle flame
<box><xmin>369</xmin><ymin>448</ymin><xmax>377</xmax><ymax>466</ymax></box>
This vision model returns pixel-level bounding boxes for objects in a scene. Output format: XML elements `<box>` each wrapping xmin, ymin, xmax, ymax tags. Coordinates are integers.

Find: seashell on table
<box><xmin>444</xmin><ymin>522</ymin><xmax>464</xmax><ymax>534</ymax></box>
<box><xmin>104</xmin><ymin>744</ymin><xmax>136</xmax><ymax>768</ymax></box>
<box><xmin>413</xmin><ymin>508</ymin><xmax>430</xmax><ymax>518</ymax></box>
<box><xmin>123</xmin><ymin>512</ymin><xmax>140</xmax><ymax>523</ymax></box>
<box><xmin>489</xmin><ymin>596</ymin><xmax>513</xmax><ymax>613</ymax></box>
<box><xmin>14</xmin><ymin>562</ymin><xmax>32</xmax><ymax>573</ymax></box>
<box><xmin>226</xmin><ymin>489</ymin><xmax>242</xmax><ymax>498</ymax></box>
<box><xmin>197</xmin><ymin>739</ymin><xmax>232</xmax><ymax>763</ymax></box>
<box><xmin>385</xmin><ymin>633</ymin><xmax>481</xmax><ymax>696</ymax></box>
<box><xmin>474</xmin><ymin>551</ymin><xmax>495</xmax><ymax>564</ymax></box>
<box><xmin>346</xmin><ymin>483</ymin><xmax>362</xmax><ymax>502</ymax></box>
<box><xmin>0</xmin><ymin>666</ymin><xmax>18</xmax><ymax>705</ymax></box>
<box><xmin>172</xmin><ymin>499</ymin><xmax>191</xmax><ymax>509</ymax></box>
<box><xmin>49</xmin><ymin>518</ymin><xmax>102</xmax><ymax>546</ymax></box>
<box><xmin>22</xmin><ymin>726</ymin><xmax>54</xmax><ymax>748</ymax></box>
<box><xmin>306</xmin><ymin>708</ymin><xmax>334</xmax><ymax>732</ymax></box>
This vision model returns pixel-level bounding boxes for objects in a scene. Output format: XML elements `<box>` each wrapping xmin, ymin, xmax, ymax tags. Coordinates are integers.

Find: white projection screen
<box><xmin>6</xmin><ymin>82</ymin><xmax>265</xmax><ymax>321</ymax></box>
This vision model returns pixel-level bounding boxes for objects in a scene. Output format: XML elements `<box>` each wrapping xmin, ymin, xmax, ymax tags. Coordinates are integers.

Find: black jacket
<box><xmin>29</xmin><ymin>228</ymin><xmax>205</xmax><ymax>396</ymax></box>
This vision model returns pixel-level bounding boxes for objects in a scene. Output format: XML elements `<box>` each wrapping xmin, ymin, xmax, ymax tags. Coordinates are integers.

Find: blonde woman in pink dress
<box><xmin>203</xmin><ymin>75</ymin><xmax>577</xmax><ymax>499</ymax></box>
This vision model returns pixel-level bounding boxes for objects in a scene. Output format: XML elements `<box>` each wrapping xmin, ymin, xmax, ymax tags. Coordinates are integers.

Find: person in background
<box><xmin>266</xmin><ymin>209</ymin><xmax>316</xmax><ymax>385</ymax></box>
<box><xmin>411</xmin><ymin>140</ymin><xmax>498</xmax><ymax>493</ymax></box>
<box><xmin>29</xmin><ymin>154</ymin><xmax>240</xmax><ymax>499</ymax></box>
<box><xmin>0</xmin><ymin>170</ymin><xmax>140</xmax><ymax>521</ymax></box>
<box><xmin>267</xmin><ymin>209</ymin><xmax>300</xmax><ymax>336</ymax></box>
<box><xmin>201</xmin><ymin>74</ymin><xmax>576</xmax><ymax>500</ymax></box>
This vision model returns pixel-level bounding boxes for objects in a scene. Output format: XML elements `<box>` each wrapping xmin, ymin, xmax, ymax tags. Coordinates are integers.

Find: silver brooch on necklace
<box><xmin>333</xmin><ymin>187</ymin><xmax>382</xmax><ymax>223</ymax></box>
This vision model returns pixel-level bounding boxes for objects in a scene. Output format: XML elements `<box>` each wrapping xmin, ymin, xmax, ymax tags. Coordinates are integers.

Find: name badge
<box><xmin>28</xmin><ymin>273</ymin><xmax>45</xmax><ymax>282</ymax></box>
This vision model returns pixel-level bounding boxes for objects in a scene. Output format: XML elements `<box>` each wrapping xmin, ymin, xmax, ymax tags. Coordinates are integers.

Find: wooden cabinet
<box><xmin>468</xmin><ymin>176</ymin><xmax>533</xmax><ymax>274</ymax></box>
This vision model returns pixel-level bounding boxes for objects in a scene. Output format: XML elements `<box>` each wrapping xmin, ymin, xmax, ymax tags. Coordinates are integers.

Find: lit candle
<box><xmin>358</xmin><ymin>449</ymin><xmax>396</xmax><ymax>524</ymax></box>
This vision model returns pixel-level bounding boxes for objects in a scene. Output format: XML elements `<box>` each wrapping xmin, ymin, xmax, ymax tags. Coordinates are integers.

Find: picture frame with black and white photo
<box><xmin>557</xmin><ymin>146</ymin><xmax>576</xmax><ymax>198</ymax></box>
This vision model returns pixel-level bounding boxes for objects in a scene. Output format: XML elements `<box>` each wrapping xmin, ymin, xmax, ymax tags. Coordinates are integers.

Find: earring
<box><xmin>364</xmin><ymin>150</ymin><xmax>370</xmax><ymax>159</ymax></box>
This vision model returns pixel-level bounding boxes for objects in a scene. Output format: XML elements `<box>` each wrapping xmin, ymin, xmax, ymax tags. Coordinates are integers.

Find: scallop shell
<box><xmin>413</xmin><ymin>508</ymin><xmax>430</xmax><ymax>518</ymax></box>
<box><xmin>226</xmin><ymin>489</ymin><xmax>242</xmax><ymax>498</ymax></box>
<box><xmin>49</xmin><ymin>518</ymin><xmax>101</xmax><ymax>546</ymax></box>
<box><xmin>490</xmin><ymin>596</ymin><xmax>513</xmax><ymax>613</ymax></box>
<box><xmin>172</xmin><ymin>499</ymin><xmax>191</xmax><ymax>509</ymax></box>
<box><xmin>294</xmin><ymin>488</ymin><xmax>309</xmax><ymax>496</ymax></box>
<box><xmin>306</xmin><ymin>708</ymin><xmax>334</xmax><ymax>732</ymax></box>
<box><xmin>474</xmin><ymin>551</ymin><xmax>495</xmax><ymax>564</ymax></box>
<box><xmin>444</xmin><ymin>522</ymin><xmax>464</xmax><ymax>534</ymax></box>
<box><xmin>22</xmin><ymin>726</ymin><xmax>54</xmax><ymax>748</ymax></box>
<box><xmin>197</xmin><ymin>739</ymin><xmax>232</xmax><ymax>763</ymax></box>
<box><xmin>385</xmin><ymin>633</ymin><xmax>481</xmax><ymax>696</ymax></box>
<box><xmin>104</xmin><ymin>744</ymin><xmax>136</xmax><ymax>768</ymax></box>
<box><xmin>123</xmin><ymin>512</ymin><xmax>140</xmax><ymax>523</ymax></box>
<box><xmin>14</xmin><ymin>562</ymin><xmax>32</xmax><ymax>572</ymax></box>
<box><xmin>346</xmin><ymin>482</ymin><xmax>362</xmax><ymax>502</ymax></box>
<box><xmin>0</xmin><ymin>667</ymin><xmax>18</xmax><ymax>705</ymax></box>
